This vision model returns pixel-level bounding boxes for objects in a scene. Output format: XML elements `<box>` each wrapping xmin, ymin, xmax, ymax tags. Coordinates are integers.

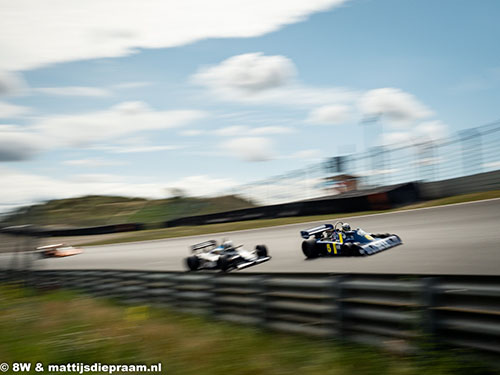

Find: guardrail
<box><xmin>2</xmin><ymin>270</ymin><xmax>499</xmax><ymax>355</ymax></box>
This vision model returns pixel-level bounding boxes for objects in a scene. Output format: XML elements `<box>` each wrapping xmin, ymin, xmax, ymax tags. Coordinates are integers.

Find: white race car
<box><xmin>185</xmin><ymin>240</ymin><xmax>271</xmax><ymax>272</ymax></box>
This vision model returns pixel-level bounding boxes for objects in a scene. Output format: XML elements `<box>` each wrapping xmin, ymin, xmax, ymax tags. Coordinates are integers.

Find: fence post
<box><xmin>417</xmin><ymin>141</ymin><xmax>436</xmax><ymax>181</ymax></box>
<box><xmin>460</xmin><ymin>129</ymin><xmax>483</xmax><ymax>175</ymax></box>
<box><xmin>257</xmin><ymin>275</ymin><xmax>268</xmax><ymax>328</ymax></box>
<box><xmin>421</xmin><ymin>277</ymin><xmax>439</xmax><ymax>337</ymax></box>
<box><xmin>334</xmin><ymin>275</ymin><xmax>346</xmax><ymax>338</ymax></box>
<box><xmin>169</xmin><ymin>273</ymin><xmax>180</xmax><ymax>309</ymax></box>
<box><xmin>207</xmin><ymin>273</ymin><xmax>218</xmax><ymax>318</ymax></box>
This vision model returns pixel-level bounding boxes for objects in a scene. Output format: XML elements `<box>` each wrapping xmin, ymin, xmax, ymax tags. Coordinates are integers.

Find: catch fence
<box><xmin>229</xmin><ymin>121</ymin><xmax>500</xmax><ymax>204</ymax></box>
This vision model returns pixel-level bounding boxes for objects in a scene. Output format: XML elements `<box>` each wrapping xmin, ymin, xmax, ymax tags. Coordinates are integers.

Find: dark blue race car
<box><xmin>300</xmin><ymin>221</ymin><xmax>402</xmax><ymax>258</ymax></box>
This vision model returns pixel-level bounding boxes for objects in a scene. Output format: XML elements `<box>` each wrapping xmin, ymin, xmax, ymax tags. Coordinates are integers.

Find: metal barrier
<box><xmin>164</xmin><ymin>182</ymin><xmax>419</xmax><ymax>228</ymax></box>
<box><xmin>419</xmin><ymin>170</ymin><xmax>500</xmax><ymax>200</ymax></box>
<box><xmin>4</xmin><ymin>270</ymin><xmax>499</xmax><ymax>355</ymax></box>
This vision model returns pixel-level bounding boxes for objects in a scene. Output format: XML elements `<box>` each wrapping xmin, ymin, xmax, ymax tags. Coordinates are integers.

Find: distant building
<box><xmin>323</xmin><ymin>174</ymin><xmax>358</xmax><ymax>193</ymax></box>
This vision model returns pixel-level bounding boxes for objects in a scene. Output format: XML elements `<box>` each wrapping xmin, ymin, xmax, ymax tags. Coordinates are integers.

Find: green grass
<box><xmin>79</xmin><ymin>190</ymin><xmax>500</xmax><ymax>246</ymax></box>
<box><xmin>0</xmin><ymin>284</ymin><xmax>494</xmax><ymax>375</ymax></box>
<box><xmin>1</xmin><ymin>194</ymin><xmax>255</xmax><ymax>228</ymax></box>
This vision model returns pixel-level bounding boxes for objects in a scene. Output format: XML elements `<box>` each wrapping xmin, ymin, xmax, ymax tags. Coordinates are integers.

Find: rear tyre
<box><xmin>342</xmin><ymin>243</ymin><xmax>354</xmax><ymax>256</ymax></box>
<box><xmin>186</xmin><ymin>256</ymin><xmax>200</xmax><ymax>271</ymax></box>
<box><xmin>302</xmin><ymin>238</ymin><xmax>319</xmax><ymax>259</ymax></box>
<box><xmin>256</xmin><ymin>245</ymin><xmax>268</xmax><ymax>257</ymax></box>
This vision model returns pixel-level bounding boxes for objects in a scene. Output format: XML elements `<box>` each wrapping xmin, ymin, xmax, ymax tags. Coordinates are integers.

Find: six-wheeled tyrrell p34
<box><xmin>185</xmin><ymin>240</ymin><xmax>271</xmax><ymax>272</ymax></box>
<box><xmin>300</xmin><ymin>221</ymin><xmax>402</xmax><ymax>258</ymax></box>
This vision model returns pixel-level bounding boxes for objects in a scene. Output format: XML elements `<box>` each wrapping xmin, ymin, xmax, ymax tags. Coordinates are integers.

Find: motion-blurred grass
<box><xmin>79</xmin><ymin>190</ymin><xmax>500</xmax><ymax>246</ymax></box>
<box><xmin>1</xmin><ymin>195</ymin><xmax>255</xmax><ymax>228</ymax></box>
<box><xmin>0</xmin><ymin>284</ymin><xmax>493</xmax><ymax>375</ymax></box>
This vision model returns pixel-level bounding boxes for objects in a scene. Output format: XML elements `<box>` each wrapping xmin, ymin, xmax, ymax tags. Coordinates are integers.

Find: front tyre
<box><xmin>342</xmin><ymin>243</ymin><xmax>354</xmax><ymax>256</ymax></box>
<box><xmin>256</xmin><ymin>245</ymin><xmax>268</xmax><ymax>257</ymax></box>
<box><xmin>218</xmin><ymin>254</ymin><xmax>231</xmax><ymax>271</ymax></box>
<box><xmin>186</xmin><ymin>255</ymin><xmax>200</xmax><ymax>271</ymax></box>
<box><xmin>302</xmin><ymin>238</ymin><xmax>319</xmax><ymax>259</ymax></box>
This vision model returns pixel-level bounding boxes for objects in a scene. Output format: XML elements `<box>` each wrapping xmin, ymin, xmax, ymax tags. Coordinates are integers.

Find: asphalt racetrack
<box><xmin>2</xmin><ymin>199</ymin><xmax>500</xmax><ymax>275</ymax></box>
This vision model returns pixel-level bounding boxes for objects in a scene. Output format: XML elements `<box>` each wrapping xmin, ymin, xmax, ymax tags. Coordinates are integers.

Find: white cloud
<box><xmin>254</xmin><ymin>85</ymin><xmax>357</xmax><ymax>107</ymax></box>
<box><xmin>290</xmin><ymin>149</ymin><xmax>323</xmax><ymax>160</ymax></box>
<box><xmin>307</xmin><ymin>104</ymin><xmax>352</xmax><ymax>125</ymax></box>
<box><xmin>34</xmin><ymin>86</ymin><xmax>112</xmax><ymax>97</ymax></box>
<box><xmin>69</xmin><ymin>173</ymin><xmax>126</xmax><ymax>184</ymax></box>
<box><xmin>112</xmin><ymin>81</ymin><xmax>153</xmax><ymax>90</ymax></box>
<box><xmin>0</xmin><ymin>101</ymin><xmax>195</xmax><ymax>161</ymax></box>
<box><xmin>214</xmin><ymin>126</ymin><xmax>248</xmax><ymax>137</ymax></box>
<box><xmin>193</xmin><ymin>52</ymin><xmax>358</xmax><ymax>107</ymax></box>
<box><xmin>105</xmin><ymin>145</ymin><xmax>182</xmax><ymax>154</ymax></box>
<box><xmin>0</xmin><ymin>166</ymin><xmax>239</xmax><ymax>212</ymax></box>
<box><xmin>223</xmin><ymin>137</ymin><xmax>275</xmax><ymax>161</ymax></box>
<box><xmin>414</xmin><ymin>120</ymin><xmax>448</xmax><ymax>142</ymax></box>
<box><xmin>382</xmin><ymin>120</ymin><xmax>448</xmax><ymax>146</ymax></box>
<box><xmin>359</xmin><ymin>88</ymin><xmax>434</xmax><ymax>125</ymax></box>
<box><xmin>0</xmin><ymin>126</ymin><xmax>46</xmax><ymax>161</ymax></box>
<box><xmin>164</xmin><ymin>175</ymin><xmax>238</xmax><ymax>197</ymax></box>
<box><xmin>215</xmin><ymin>125</ymin><xmax>292</xmax><ymax>136</ymax></box>
<box><xmin>0</xmin><ymin>167</ymin><xmax>163</xmax><ymax>211</ymax></box>
<box><xmin>179</xmin><ymin>129</ymin><xmax>205</xmax><ymax>137</ymax></box>
<box><xmin>0</xmin><ymin>168</ymin><xmax>70</xmax><ymax>209</ymax></box>
<box><xmin>238</xmin><ymin>175</ymin><xmax>326</xmax><ymax>204</ymax></box>
<box><xmin>250</xmin><ymin>126</ymin><xmax>293</xmax><ymax>135</ymax></box>
<box><xmin>0</xmin><ymin>71</ymin><xmax>27</xmax><ymax>96</ymax></box>
<box><xmin>484</xmin><ymin>161</ymin><xmax>500</xmax><ymax>169</ymax></box>
<box><xmin>193</xmin><ymin>52</ymin><xmax>297</xmax><ymax>94</ymax></box>
<box><xmin>381</xmin><ymin>132</ymin><xmax>413</xmax><ymax>146</ymax></box>
<box><xmin>0</xmin><ymin>101</ymin><xmax>31</xmax><ymax>118</ymax></box>
<box><xmin>63</xmin><ymin>158</ymin><xmax>125</xmax><ymax>167</ymax></box>
<box><xmin>33</xmin><ymin>101</ymin><xmax>206</xmax><ymax>146</ymax></box>
<box><xmin>0</xmin><ymin>0</ymin><xmax>347</xmax><ymax>71</ymax></box>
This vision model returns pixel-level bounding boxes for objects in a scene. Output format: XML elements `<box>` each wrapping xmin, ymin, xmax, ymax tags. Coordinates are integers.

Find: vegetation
<box><xmin>0</xmin><ymin>284</ymin><xmax>493</xmax><ymax>375</ymax></box>
<box><xmin>1</xmin><ymin>194</ymin><xmax>255</xmax><ymax>228</ymax></box>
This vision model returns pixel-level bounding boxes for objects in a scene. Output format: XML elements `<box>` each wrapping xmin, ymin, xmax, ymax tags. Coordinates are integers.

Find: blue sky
<box><xmin>0</xmin><ymin>0</ymin><xmax>499</xmax><ymax>210</ymax></box>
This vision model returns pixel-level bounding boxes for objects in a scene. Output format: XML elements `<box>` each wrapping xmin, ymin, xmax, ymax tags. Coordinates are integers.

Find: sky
<box><xmin>0</xmin><ymin>0</ymin><xmax>499</xmax><ymax>211</ymax></box>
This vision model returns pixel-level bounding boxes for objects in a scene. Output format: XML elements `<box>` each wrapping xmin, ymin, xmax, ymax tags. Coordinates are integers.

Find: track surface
<box><xmin>2</xmin><ymin>199</ymin><xmax>500</xmax><ymax>275</ymax></box>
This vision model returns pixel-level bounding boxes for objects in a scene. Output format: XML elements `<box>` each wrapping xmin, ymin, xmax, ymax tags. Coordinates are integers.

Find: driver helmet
<box><xmin>222</xmin><ymin>240</ymin><xmax>233</xmax><ymax>249</ymax></box>
<box><xmin>342</xmin><ymin>223</ymin><xmax>351</xmax><ymax>232</ymax></box>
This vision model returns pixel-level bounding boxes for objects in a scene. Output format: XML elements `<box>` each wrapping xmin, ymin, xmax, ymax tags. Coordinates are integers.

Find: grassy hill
<box><xmin>1</xmin><ymin>194</ymin><xmax>256</xmax><ymax>228</ymax></box>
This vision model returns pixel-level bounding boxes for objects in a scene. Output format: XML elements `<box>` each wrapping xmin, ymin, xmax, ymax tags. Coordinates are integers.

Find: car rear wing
<box><xmin>36</xmin><ymin>243</ymin><xmax>65</xmax><ymax>250</ymax></box>
<box><xmin>191</xmin><ymin>240</ymin><xmax>218</xmax><ymax>252</ymax></box>
<box><xmin>300</xmin><ymin>224</ymin><xmax>334</xmax><ymax>239</ymax></box>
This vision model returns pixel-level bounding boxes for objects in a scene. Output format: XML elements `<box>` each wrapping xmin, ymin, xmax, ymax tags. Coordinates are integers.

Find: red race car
<box><xmin>35</xmin><ymin>243</ymin><xmax>83</xmax><ymax>258</ymax></box>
